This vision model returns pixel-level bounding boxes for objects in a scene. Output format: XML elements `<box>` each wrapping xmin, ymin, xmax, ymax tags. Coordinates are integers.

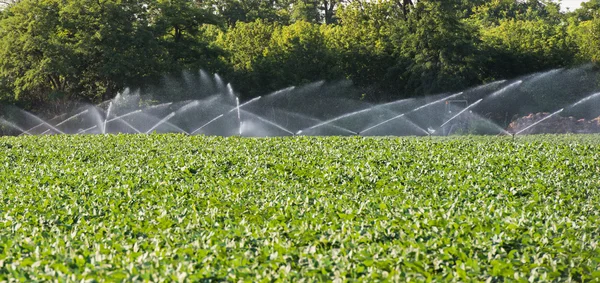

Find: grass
<box><xmin>0</xmin><ymin>134</ymin><xmax>599</xmax><ymax>281</ymax></box>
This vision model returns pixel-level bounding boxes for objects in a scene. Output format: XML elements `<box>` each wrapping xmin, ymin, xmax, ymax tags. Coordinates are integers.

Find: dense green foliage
<box><xmin>1</xmin><ymin>0</ymin><xmax>600</xmax><ymax>108</ymax></box>
<box><xmin>0</xmin><ymin>135</ymin><xmax>599</xmax><ymax>281</ymax></box>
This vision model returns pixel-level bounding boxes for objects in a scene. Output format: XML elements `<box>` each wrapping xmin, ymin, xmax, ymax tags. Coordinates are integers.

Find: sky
<box><xmin>554</xmin><ymin>0</ymin><xmax>590</xmax><ymax>11</ymax></box>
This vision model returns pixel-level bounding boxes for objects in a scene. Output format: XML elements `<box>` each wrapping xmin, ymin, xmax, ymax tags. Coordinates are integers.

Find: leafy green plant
<box><xmin>0</xmin><ymin>134</ymin><xmax>599</xmax><ymax>281</ymax></box>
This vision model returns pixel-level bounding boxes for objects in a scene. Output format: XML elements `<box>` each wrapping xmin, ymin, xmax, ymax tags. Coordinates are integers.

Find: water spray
<box><xmin>361</xmin><ymin>92</ymin><xmax>463</xmax><ymax>135</ymax></box>
<box><xmin>487</xmin><ymin>81</ymin><xmax>522</xmax><ymax>99</ymax></box>
<box><xmin>236</xmin><ymin>97</ymin><xmax>242</xmax><ymax>136</ymax></box>
<box><xmin>227</xmin><ymin>83</ymin><xmax>235</xmax><ymax>98</ymax></box>
<box><xmin>145</xmin><ymin>112</ymin><xmax>176</xmax><ymax>134</ymax></box>
<box><xmin>103</xmin><ymin>102</ymin><xmax>113</xmax><ymax>134</ymax></box>
<box><xmin>361</xmin><ymin>114</ymin><xmax>405</xmax><ymax>134</ymax></box>
<box><xmin>0</xmin><ymin>118</ymin><xmax>29</xmax><ymax>135</ymax></box>
<box><xmin>106</xmin><ymin>109</ymin><xmax>142</xmax><ymax>123</ymax></box>
<box><xmin>438</xmin><ymin>99</ymin><xmax>483</xmax><ymax>130</ymax></box>
<box><xmin>302</xmin><ymin>108</ymin><xmax>371</xmax><ymax>133</ymax></box>
<box><xmin>20</xmin><ymin>113</ymin><xmax>66</xmax><ymax>135</ymax></box>
<box><xmin>568</xmin><ymin>92</ymin><xmax>600</xmax><ymax>109</ymax></box>
<box><xmin>54</xmin><ymin>109</ymin><xmax>89</xmax><ymax>127</ymax></box>
<box><xmin>514</xmin><ymin>108</ymin><xmax>564</xmax><ymax>136</ymax></box>
<box><xmin>300</xmin><ymin>124</ymin><xmax>357</xmax><ymax>136</ymax></box>
<box><xmin>241</xmin><ymin>110</ymin><xmax>295</xmax><ymax>136</ymax></box>
<box><xmin>190</xmin><ymin>114</ymin><xmax>224</xmax><ymax>135</ymax></box>
<box><xmin>20</xmin><ymin>110</ymin><xmax>65</xmax><ymax>135</ymax></box>
<box><xmin>77</xmin><ymin>125</ymin><xmax>98</xmax><ymax>134</ymax></box>
<box><xmin>430</xmin><ymin>99</ymin><xmax>484</xmax><ymax>136</ymax></box>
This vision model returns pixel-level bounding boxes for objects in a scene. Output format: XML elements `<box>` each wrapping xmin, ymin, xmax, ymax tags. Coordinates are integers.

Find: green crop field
<box><xmin>0</xmin><ymin>135</ymin><xmax>599</xmax><ymax>282</ymax></box>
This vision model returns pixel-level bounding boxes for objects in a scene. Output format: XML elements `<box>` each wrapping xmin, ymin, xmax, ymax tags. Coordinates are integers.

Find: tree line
<box><xmin>1</xmin><ymin>0</ymin><xmax>600</xmax><ymax>111</ymax></box>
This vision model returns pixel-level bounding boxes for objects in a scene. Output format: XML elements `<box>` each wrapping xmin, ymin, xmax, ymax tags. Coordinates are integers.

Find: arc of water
<box><xmin>413</xmin><ymin>92</ymin><xmax>463</xmax><ymax>112</ymax></box>
<box><xmin>54</xmin><ymin>109</ymin><xmax>89</xmax><ymax>128</ymax></box>
<box><xmin>18</xmin><ymin>123</ymin><xmax>45</xmax><ymax>136</ymax></box>
<box><xmin>145</xmin><ymin>112</ymin><xmax>177</xmax><ymax>134</ymax></box>
<box><xmin>487</xmin><ymin>81</ymin><xmax>522</xmax><ymax>98</ymax></box>
<box><xmin>227</xmin><ymin>83</ymin><xmax>235</xmax><ymax>98</ymax></box>
<box><xmin>515</xmin><ymin>109</ymin><xmax>564</xmax><ymax>135</ymax></box>
<box><xmin>360</xmin><ymin>114</ymin><xmax>405</xmax><ymax>135</ymax></box>
<box><xmin>275</xmin><ymin>108</ymin><xmax>319</xmax><ymax>120</ymax></box>
<box><xmin>237</xmin><ymin>96</ymin><xmax>262</xmax><ymax>109</ymax></box>
<box><xmin>146</xmin><ymin>102</ymin><xmax>173</xmax><ymax>110</ymax></box>
<box><xmin>375</xmin><ymin>97</ymin><xmax>416</xmax><ymax>109</ymax></box>
<box><xmin>189</xmin><ymin>96</ymin><xmax>262</xmax><ymax>135</ymax></box>
<box><xmin>103</xmin><ymin>102</ymin><xmax>113</xmax><ymax>134</ymax></box>
<box><xmin>255</xmin><ymin>117</ymin><xmax>294</xmax><ymax>135</ymax></box>
<box><xmin>89</xmin><ymin>106</ymin><xmax>106</xmax><ymax>134</ymax></box>
<box><xmin>360</xmin><ymin>92</ymin><xmax>463</xmax><ymax>134</ymax></box>
<box><xmin>48</xmin><ymin>113</ymin><xmax>67</xmax><ymax>123</ymax></box>
<box><xmin>302</xmin><ymin>108</ymin><xmax>372</xmax><ymax>132</ymax></box>
<box><xmin>82</xmin><ymin>119</ymin><xmax>142</xmax><ymax>134</ymax></box>
<box><xmin>173</xmin><ymin>100</ymin><xmax>201</xmax><ymax>116</ymax></box>
<box><xmin>260</xmin><ymin>108</ymin><xmax>321</xmax><ymax>133</ymax></box>
<box><xmin>78</xmin><ymin>125</ymin><xmax>98</xmax><ymax>134</ymax></box>
<box><xmin>438</xmin><ymin>99</ymin><xmax>483</xmax><ymax>129</ymax></box>
<box><xmin>278</xmin><ymin>109</ymin><xmax>370</xmax><ymax>135</ymax></box>
<box><xmin>522</xmin><ymin>68</ymin><xmax>563</xmax><ymax>86</ymax></box>
<box><xmin>241</xmin><ymin>110</ymin><xmax>295</xmax><ymax>135</ymax></box>
<box><xmin>297</xmin><ymin>124</ymin><xmax>358</xmax><ymax>135</ymax></box>
<box><xmin>199</xmin><ymin>70</ymin><xmax>215</xmax><ymax>92</ymax></box>
<box><xmin>20</xmin><ymin>108</ymin><xmax>91</xmax><ymax>136</ymax></box>
<box><xmin>214</xmin><ymin>74</ymin><xmax>225</xmax><ymax>91</ymax></box>
<box><xmin>20</xmin><ymin>110</ymin><xmax>65</xmax><ymax>135</ymax></box>
<box><xmin>116</xmin><ymin>119</ymin><xmax>141</xmax><ymax>134</ymax></box>
<box><xmin>236</xmin><ymin>97</ymin><xmax>242</xmax><ymax>136</ymax></box>
<box><xmin>105</xmin><ymin>102</ymin><xmax>175</xmax><ymax>125</ymax></box>
<box><xmin>380</xmin><ymin>115</ymin><xmax>430</xmax><ymax>136</ymax></box>
<box><xmin>95</xmin><ymin>105</ymin><xmax>141</xmax><ymax>134</ymax></box>
<box><xmin>568</xmin><ymin>92</ymin><xmax>600</xmax><ymax>109</ymax></box>
<box><xmin>190</xmin><ymin>114</ymin><xmax>224</xmax><ymax>135</ymax></box>
<box><xmin>472</xmin><ymin>79</ymin><xmax>507</xmax><ymax>91</ymax></box>
<box><xmin>106</xmin><ymin>109</ymin><xmax>142</xmax><ymax>123</ymax></box>
<box><xmin>262</xmin><ymin>86</ymin><xmax>296</xmax><ymax>105</ymax></box>
<box><xmin>0</xmin><ymin>118</ymin><xmax>29</xmax><ymax>135</ymax></box>
<box><xmin>20</xmin><ymin>113</ymin><xmax>65</xmax><ymax>135</ymax></box>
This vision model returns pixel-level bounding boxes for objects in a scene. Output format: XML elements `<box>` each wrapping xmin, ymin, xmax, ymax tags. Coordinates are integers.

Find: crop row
<box><xmin>0</xmin><ymin>135</ymin><xmax>599</xmax><ymax>281</ymax></box>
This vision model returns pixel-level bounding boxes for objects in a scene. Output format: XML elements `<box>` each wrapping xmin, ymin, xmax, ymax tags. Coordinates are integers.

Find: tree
<box><xmin>215</xmin><ymin>19</ymin><xmax>276</xmax><ymax>95</ymax></box>
<box><xmin>217</xmin><ymin>20</ymin><xmax>275</xmax><ymax>73</ymax></box>
<box><xmin>207</xmin><ymin>0</ymin><xmax>288</xmax><ymax>25</ymax></box>
<box><xmin>0</xmin><ymin>0</ymin><xmax>163</xmax><ymax>105</ymax></box>
<box><xmin>258</xmin><ymin>21</ymin><xmax>334</xmax><ymax>91</ymax></box>
<box><xmin>480</xmin><ymin>18</ymin><xmax>576</xmax><ymax>77</ymax></box>
<box><xmin>62</xmin><ymin>0</ymin><xmax>164</xmax><ymax>101</ymax></box>
<box><xmin>0</xmin><ymin>0</ymin><xmax>17</xmax><ymax>9</ymax></box>
<box><xmin>570</xmin><ymin>15</ymin><xmax>600</xmax><ymax>62</ymax></box>
<box><xmin>0</xmin><ymin>0</ymin><xmax>593</xmax><ymax>112</ymax></box>
<box><xmin>322</xmin><ymin>0</ymin><xmax>397</xmax><ymax>98</ymax></box>
<box><xmin>0</xmin><ymin>0</ymin><xmax>76</xmax><ymax>103</ymax></box>
<box><xmin>148</xmin><ymin>0</ymin><xmax>222</xmax><ymax>72</ymax></box>
<box><xmin>389</xmin><ymin>0</ymin><xmax>484</xmax><ymax>96</ymax></box>
<box><xmin>569</xmin><ymin>0</ymin><xmax>600</xmax><ymax>21</ymax></box>
<box><xmin>470</xmin><ymin>0</ymin><xmax>562</xmax><ymax>27</ymax></box>
<box><xmin>289</xmin><ymin>0</ymin><xmax>321</xmax><ymax>23</ymax></box>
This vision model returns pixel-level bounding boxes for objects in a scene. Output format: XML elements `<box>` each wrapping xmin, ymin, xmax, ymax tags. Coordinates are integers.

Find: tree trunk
<box><xmin>396</xmin><ymin>0</ymin><xmax>414</xmax><ymax>16</ymax></box>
